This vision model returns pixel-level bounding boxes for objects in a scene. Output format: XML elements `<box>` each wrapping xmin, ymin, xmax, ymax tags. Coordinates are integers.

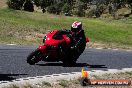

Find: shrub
<box><xmin>85</xmin><ymin>9</ymin><xmax>95</xmax><ymax>18</ymax></box>
<box><xmin>7</xmin><ymin>0</ymin><xmax>24</xmax><ymax>10</ymax></box>
<box><xmin>62</xmin><ymin>3</ymin><xmax>71</xmax><ymax>13</ymax></box>
<box><xmin>40</xmin><ymin>0</ymin><xmax>54</xmax><ymax>9</ymax></box>
<box><xmin>71</xmin><ymin>0</ymin><xmax>86</xmax><ymax>17</ymax></box>
<box><xmin>47</xmin><ymin>2</ymin><xmax>64</xmax><ymax>15</ymax></box>
<box><xmin>33</xmin><ymin>0</ymin><xmax>40</xmax><ymax>7</ymax></box>
<box><xmin>47</xmin><ymin>5</ymin><xmax>56</xmax><ymax>14</ymax></box>
<box><xmin>72</xmin><ymin>6</ymin><xmax>85</xmax><ymax>17</ymax></box>
<box><xmin>42</xmin><ymin>8</ymin><xmax>46</xmax><ymax>13</ymax></box>
<box><xmin>95</xmin><ymin>9</ymin><xmax>101</xmax><ymax>18</ymax></box>
<box><xmin>55</xmin><ymin>2</ymin><xmax>64</xmax><ymax>14</ymax></box>
<box><xmin>23</xmin><ymin>0</ymin><xmax>34</xmax><ymax>12</ymax></box>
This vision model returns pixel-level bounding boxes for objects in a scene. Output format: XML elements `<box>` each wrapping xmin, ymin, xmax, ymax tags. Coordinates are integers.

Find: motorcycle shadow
<box><xmin>36</xmin><ymin>63</ymin><xmax>107</xmax><ymax>68</ymax></box>
<box><xmin>0</xmin><ymin>74</ymin><xmax>27</xmax><ymax>81</ymax></box>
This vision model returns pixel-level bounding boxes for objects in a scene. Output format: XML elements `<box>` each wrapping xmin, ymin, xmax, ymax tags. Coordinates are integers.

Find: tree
<box><xmin>47</xmin><ymin>2</ymin><xmax>64</xmax><ymax>15</ymax></box>
<box><xmin>33</xmin><ymin>0</ymin><xmax>40</xmax><ymax>7</ymax></box>
<box><xmin>47</xmin><ymin>5</ymin><xmax>56</xmax><ymax>14</ymax></box>
<box><xmin>40</xmin><ymin>0</ymin><xmax>54</xmax><ymax>9</ymax></box>
<box><xmin>7</xmin><ymin>0</ymin><xmax>25</xmax><ymax>10</ymax></box>
<box><xmin>62</xmin><ymin>3</ymin><xmax>71</xmax><ymax>13</ymax></box>
<box><xmin>24</xmin><ymin>0</ymin><xmax>34</xmax><ymax>12</ymax></box>
<box><xmin>80</xmin><ymin>0</ymin><xmax>92</xmax><ymax>3</ymax></box>
<box><xmin>55</xmin><ymin>2</ymin><xmax>64</xmax><ymax>14</ymax></box>
<box><xmin>127</xmin><ymin>0</ymin><xmax>132</xmax><ymax>14</ymax></box>
<box><xmin>73</xmin><ymin>0</ymin><xmax>86</xmax><ymax>17</ymax></box>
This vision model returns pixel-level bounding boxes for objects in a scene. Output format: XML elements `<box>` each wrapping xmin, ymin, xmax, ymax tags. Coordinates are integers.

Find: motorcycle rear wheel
<box><xmin>27</xmin><ymin>49</ymin><xmax>42</xmax><ymax>65</ymax></box>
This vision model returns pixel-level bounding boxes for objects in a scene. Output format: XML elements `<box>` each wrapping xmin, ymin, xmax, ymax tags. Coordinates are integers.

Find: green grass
<box><xmin>0</xmin><ymin>8</ymin><xmax>132</xmax><ymax>47</ymax></box>
<box><xmin>41</xmin><ymin>81</ymin><xmax>52</xmax><ymax>87</ymax></box>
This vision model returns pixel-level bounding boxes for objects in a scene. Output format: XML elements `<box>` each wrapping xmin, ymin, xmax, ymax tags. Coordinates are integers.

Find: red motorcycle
<box><xmin>27</xmin><ymin>29</ymin><xmax>89</xmax><ymax>65</ymax></box>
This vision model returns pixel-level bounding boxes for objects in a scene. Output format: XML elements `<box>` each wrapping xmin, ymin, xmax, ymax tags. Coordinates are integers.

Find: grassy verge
<box><xmin>0</xmin><ymin>8</ymin><xmax>132</xmax><ymax>49</ymax></box>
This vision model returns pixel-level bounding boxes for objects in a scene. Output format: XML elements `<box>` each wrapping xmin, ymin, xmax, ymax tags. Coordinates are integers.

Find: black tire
<box><xmin>27</xmin><ymin>49</ymin><xmax>42</xmax><ymax>65</ymax></box>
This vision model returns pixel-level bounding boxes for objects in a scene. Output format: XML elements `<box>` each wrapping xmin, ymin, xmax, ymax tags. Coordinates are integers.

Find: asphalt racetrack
<box><xmin>0</xmin><ymin>45</ymin><xmax>132</xmax><ymax>81</ymax></box>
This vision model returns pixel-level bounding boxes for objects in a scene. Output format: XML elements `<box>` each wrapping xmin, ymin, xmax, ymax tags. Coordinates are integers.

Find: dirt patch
<box><xmin>86</xmin><ymin>42</ymin><xmax>132</xmax><ymax>50</ymax></box>
<box><xmin>25</xmin><ymin>32</ymin><xmax>44</xmax><ymax>40</ymax></box>
<box><xmin>0</xmin><ymin>0</ymin><xmax>7</xmax><ymax>8</ymax></box>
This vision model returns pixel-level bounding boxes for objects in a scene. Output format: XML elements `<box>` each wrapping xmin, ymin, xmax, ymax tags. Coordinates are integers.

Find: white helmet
<box><xmin>71</xmin><ymin>21</ymin><xmax>82</xmax><ymax>33</ymax></box>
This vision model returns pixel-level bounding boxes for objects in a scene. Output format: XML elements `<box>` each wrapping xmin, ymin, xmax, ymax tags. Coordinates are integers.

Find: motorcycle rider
<box><xmin>70</xmin><ymin>21</ymin><xmax>86</xmax><ymax>57</ymax></box>
<box><xmin>59</xmin><ymin>21</ymin><xmax>86</xmax><ymax>50</ymax></box>
<box><xmin>58</xmin><ymin>21</ymin><xmax>86</xmax><ymax>64</ymax></box>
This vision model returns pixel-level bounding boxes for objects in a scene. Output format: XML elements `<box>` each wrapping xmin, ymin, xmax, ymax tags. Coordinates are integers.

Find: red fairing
<box><xmin>63</xmin><ymin>35</ymin><xmax>71</xmax><ymax>44</ymax></box>
<box><xmin>86</xmin><ymin>37</ymin><xmax>89</xmax><ymax>43</ymax></box>
<box><xmin>44</xmin><ymin>30</ymin><xmax>64</xmax><ymax>46</ymax></box>
<box><xmin>38</xmin><ymin>45</ymin><xmax>46</xmax><ymax>51</ymax></box>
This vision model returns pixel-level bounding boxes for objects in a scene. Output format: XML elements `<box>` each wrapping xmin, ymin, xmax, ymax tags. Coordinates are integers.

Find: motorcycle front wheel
<box><xmin>27</xmin><ymin>49</ymin><xmax>42</xmax><ymax>65</ymax></box>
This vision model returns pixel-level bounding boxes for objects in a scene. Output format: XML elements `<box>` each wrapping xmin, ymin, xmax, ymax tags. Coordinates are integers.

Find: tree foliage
<box><xmin>7</xmin><ymin>0</ymin><xmax>132</xmax><ymax>17</ymax></box>
<box><xmin>62</xmin><ymin>3</ymin><xmax>71</xmax><ymax>13</ymax></box>
<box><xmin>24</xmin><ymin>0</ymin><xmax>34</xmax><ymax>12</ymax></box>
<box><xmin>7</xmin><ymin>0</ymin><xmax>25</xmax><ymax>10</ymax></box>
<box><xmin>40</xmin><ymin>0</ymin><xmax>54</xmax><ymax>9</ymax></box>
